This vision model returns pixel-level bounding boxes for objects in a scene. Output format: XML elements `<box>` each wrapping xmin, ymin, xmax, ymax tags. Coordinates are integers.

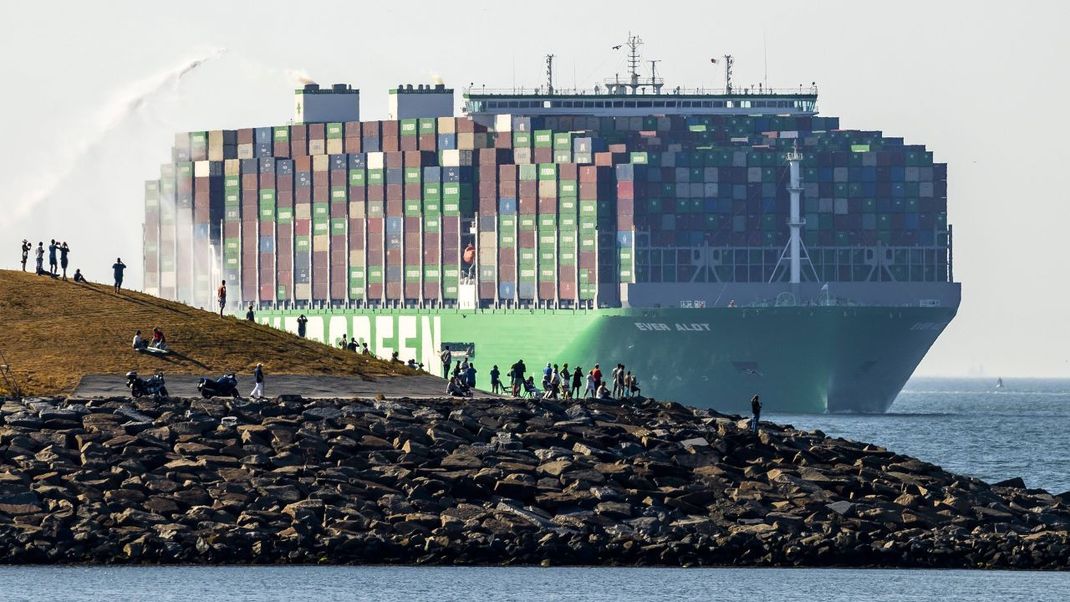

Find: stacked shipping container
<box><xmin>145</xmin><ymin>112</ymin><xmax>950</xmax><ymax>308</ymax></box>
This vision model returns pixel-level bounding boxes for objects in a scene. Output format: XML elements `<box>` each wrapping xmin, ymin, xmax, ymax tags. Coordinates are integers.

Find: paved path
<box><xmin>71</xmin><ymin>373</ymin><xmax>494</xmax><ymax>399</ymax></box>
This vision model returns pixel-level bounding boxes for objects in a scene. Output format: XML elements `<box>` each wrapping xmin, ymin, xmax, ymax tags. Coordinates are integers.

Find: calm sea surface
<box><xmin>0</xmin><ymin>566</ymin><xmax>1067</xmax><ymax>601</ymax></box>
<box><xmin>1</xmin><ymin>377</ymin><xmax>1066</xmax><ymax>599</ymax></box>
<box><xmin>768</xmin><ymin>377</ymin><xmax>1070</xmax><ymax>494</ymax></box>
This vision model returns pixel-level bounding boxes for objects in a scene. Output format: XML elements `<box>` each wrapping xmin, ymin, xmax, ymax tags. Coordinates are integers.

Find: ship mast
<box><xmin>787</xmin><ymin>143</ymin><xmax>804</xmax><ymax>285</ymax></box>
<box><xmin>625</xmin><ymin>33</ymin><xmax>643</xmax><ymax>94</ymax></box>
<box><xmin>545</xmin><ymin>54</ymin><xmax>555</xmax><ymax>94</ymax></box>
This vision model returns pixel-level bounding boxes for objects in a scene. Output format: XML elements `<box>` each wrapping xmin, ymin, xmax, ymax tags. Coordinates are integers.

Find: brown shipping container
<box><xmin>559</xmin><ymin>163</ymin><xmax>578</xmax><ymax>180</ymax></box>
<box><xmin>405</xmin><ymin>282</ymin><xmax>420</xmax><ymax>299</ymax></box>
<box><xmin>386</xmin><ymin>282</ymin><xmax>401</xmax><ymax>300</ymax></box>
<box><xmin>259</xmin><ymin>221</ymin><xmax>273</xmax><ymax>235</ymax></box>
<box><xmin>423</xmin><ymin>282</ymin><xmax>439</xmax><ymax>299</ymax></box>
<box><xmin>418</xmin><ymin>134</ymin><xmax>436</xmax><ymax>151</ymax></box>
<box><xmin>382</xmin><ymin>136</ymin><xmax>399</xmax><ymax>152</ymax></box>
<box><xmin>518</xmin><ymin>231</ymin><xmax>536</xmax><ymax>246</ymax></box>
<box><xmin>344</xmin><ymin>136</ymin><xmax>361</xmax><ymax>153</ymax></box>
<box><xmin>538</xmin><ymin>282</ymin><xmax>555</xmax><ymax>299</ymax></box>
<box><xmin>400</xmin><ymin>136</ymin><xmax>418</xmax><ymax>152</ymax></box>
<box><xmin>331</xmin><ymin>267</ymin><xmax>345</xmax><ymax>300</ymax></box>
<box><xmin>238</xmin><ymin>129</ymin><xmax>254</xmax><ymax>144</ymax></box>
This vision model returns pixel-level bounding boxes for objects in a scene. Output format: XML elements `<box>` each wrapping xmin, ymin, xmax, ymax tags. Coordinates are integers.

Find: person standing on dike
<box><xmin>750</xmin><ymin>394</ymin><xmax>762</xmax><ymax>434</ymax></box>
<box><xmin>217</xmin><ymin>280</ymin><xmax>227</xmax><ymax>317</ymax></box>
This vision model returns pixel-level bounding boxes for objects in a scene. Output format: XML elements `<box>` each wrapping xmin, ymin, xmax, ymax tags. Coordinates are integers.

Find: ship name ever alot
<box><xmin>634</xmin><ymin>322</ymin><xmax>711</xmax><ymax>332</ymax></box>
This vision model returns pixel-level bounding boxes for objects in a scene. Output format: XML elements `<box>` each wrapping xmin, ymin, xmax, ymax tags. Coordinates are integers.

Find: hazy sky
<box><xmin>0</xmin><ymin>1</ymin><xmax>1067</xmax><ymax>377</ymax></box>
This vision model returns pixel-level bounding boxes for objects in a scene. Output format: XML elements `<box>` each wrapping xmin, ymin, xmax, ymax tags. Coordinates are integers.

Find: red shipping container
<box><xmin>311</xmin><ymin>187</ymin><xmax>327</xmax><ymax>203</ymax></box>
<box><xmin>242</xmin><ymin>174</ymin><xmax>258</xmax><ymax>189</ymax></box>
<box><xmin>294</xmin><ymin>156</ymin><xmax>312</xmax><ymax>172</ymax></box>
<box><xmin>290</xmin><ymin>139</ymin><xmax>307</xmax><ymax>157</ymax></box>
<box><xmin>381</xmin><ymin>121</ymin><xmax>399</xmax><ymax>137</ymax></box>
<box><xmin>423</xmin><ymin>282</ymin><xmax>439</xmax><ymax>299</ymax></box>
<box><xmin>258</xmin><ymin>221</ymin><xmax>273</xmax><ymax>235</ymax></box>
<box><xmin>368</xmin><ymin>283</ymin><xmax>384</xmax><ymax>299</ymax></box>
<box><xmin>494</xmin><ymin>132</ymin><xmax>511</xmax><ymax>149</ymax></box>
<box><xmin>308</xmin><ymin>123</ymin><xmax>325</xmax><ymax>139</ymax></box>
<box><xmin>617</xmin><ymin>181</ymin><xmax>634</xmax><ymax>199</ymax></box>
<box><xmin>559</xmin><ymin>281</ymin><xmax>576</xmax><ymax>300</ymax></box>
<box><xmin>386</xmin><ymin>184</ymin><xmax>403</xmax><ymax>201</ymax></box>
<box><xmin>400</xmin><ymin>136</ymin><xmax>418</xmax><ymax>152</ymax></box>
<box><xmin>538</xmin><ymin>198</ymin><xmax>556</xmax><ymax>213</ymax></box>
<box><xmin>238</xmin><ymin>128</ymin><xmax>253</xmax><ymax>144</ymax></box>
<box><xmin>538</xmin><ymin>282</ymin><xmax>556</xmax><ymax>299</ymax></box>
<box><xmin>348</xmin><ymin>219</ymin><xmax>365</xmax><ymax>246</ymax></box>
<box><xmin>519</xmin><ymin>181</ymin><xmax>537</xmax><ymax>197</ymax></box>
<box><xmin>404</xmin><ymin>183</ymin><xmax>421</xmax><ymax>199</ymax></box>
<box><xmin>579</xmin><ymin>165</ymin><xmax>599</xmax><ymax>182</ymax></box>
<box><xmin>533</xmin><ymin>148</ymin><xmax>553</xmax><ymax>163</ymax></box>
<box><xmin>479</xmin><ymin>283</ymin><xmax>495</xmax><ymax>299</ymax></box>
<box><xmin>418</xmin><ymin>134</ymin><xmax>436</xmax><ymax>151</ymax></box>
<box><xmin>295</xmin><ymin>220</ymin><xmax>311</xmax><ymax>236</ymax></box>
<box><xmin>344</xmin><ymin>136</ymin><xmax>361</xmax><ymax>153</ymax></box>
<box><xmin>579</xmin><ymin>251</ymin><xmax>596</xmax><ymax>268</ymax></box>
<box><xmin>559</xmin><ymin>163</ymin><xmax>578</xmax><ymax>180</ymax></box>
<box><xmin>518</xmin><ymin>231</ymin><xmax>536</xmax><ymax>246</ymax></box>
<box><xmin>519</xmin><ymin>197</ymin><xmax>537</xmax><ymax>214</ymax></box>
<box><xmin>274</xmin><ymin>142</ymin><xmax>290</xmax><ymax>157</ymax></box>
<box><xmin>224</xmin><ymin>222</ymin><xmax>240</xmax><ymax>237</ymax></box>
<box><xmin>385</xmin><ymin>152</ymin><xmax>403</xmax><ymax>169</ymax></box>
<box><xmin>382</xmin><ymin>136</ymin><xmax>399</xmax><ymax>152</ymax></box>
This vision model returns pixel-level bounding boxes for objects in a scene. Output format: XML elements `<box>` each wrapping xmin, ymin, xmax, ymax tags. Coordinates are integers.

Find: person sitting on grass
<box><xmin>150</xmin><ymin>327</ymin><xmax>167</xmax><ymax>351</ymax></box>
<box><xmin>73</xmin><ymin>269</ymin><xmax>86</xmax><ymax>283</ymax></box>
<box><xmin>132</xmin><ymin>330</ymin><xmax>148</xmax><ymax>351</ymax></box>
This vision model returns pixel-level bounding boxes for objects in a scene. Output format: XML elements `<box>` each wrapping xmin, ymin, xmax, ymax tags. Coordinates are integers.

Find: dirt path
<box><xmin>72</xmin><ymin>373</ymin><xmax>494</xmax><ymax>399</ymax></box>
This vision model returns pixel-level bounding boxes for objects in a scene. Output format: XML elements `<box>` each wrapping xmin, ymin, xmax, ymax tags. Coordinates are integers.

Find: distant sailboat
<box><xmin>996</xmin><ymin>377</ymin><xmax>1004</xmax><ymax>389</ymax></box>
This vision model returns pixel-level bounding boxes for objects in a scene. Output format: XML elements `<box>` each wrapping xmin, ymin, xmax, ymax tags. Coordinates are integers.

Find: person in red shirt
<box><xmin>591</xmin><ymin>363</ymin><xmax>602</xmax><ymax>390</ymax></box>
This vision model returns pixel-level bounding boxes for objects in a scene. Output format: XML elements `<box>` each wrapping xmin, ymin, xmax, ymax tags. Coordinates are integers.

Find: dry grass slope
<box><xmin>0</xmin><ymin>270</ymin><xmax>410</xmax><ymax>396</ymax></box>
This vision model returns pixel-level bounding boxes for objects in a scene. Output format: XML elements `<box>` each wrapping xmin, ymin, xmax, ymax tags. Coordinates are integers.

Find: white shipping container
<box><xmin>494</xmin><ymin>114</ymin><xmax>513</xmax><ymax>133</ymax></box>
<box><xmin>440</xmin><ymin>149</ymin><xmax>460</xmax><ymax>167</ymax></box>
<box><xmin>194</xmin><ymin>161</ymin><xmax>211</xmax><ymax>178</ymax></box>
<box><xmin>367</xmin><ymin>152</ymin><xmax>385</xmax><ymax>170</ymax></box>
<box><xmin>237</xmin><ymin>144</ymin><xmax>254</xmax><ymax>160</ymax></box>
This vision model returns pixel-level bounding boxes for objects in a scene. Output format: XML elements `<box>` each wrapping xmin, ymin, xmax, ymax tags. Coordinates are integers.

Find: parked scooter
<box><xmin>197</xmin><ymin>372</ymin><xmax>240</xmax><ymax>398</ymax></box>
<box><xmin>126</xmin><ymin>370</ymin><xmax>168</xmax><ymax>399</ymax></box>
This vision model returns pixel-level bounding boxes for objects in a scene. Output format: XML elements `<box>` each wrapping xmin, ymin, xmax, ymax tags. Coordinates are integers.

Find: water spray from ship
<box><xmin>2</xmin><ymin>48</ymin><xmax>227</xmax><ymax>230</ymax></box>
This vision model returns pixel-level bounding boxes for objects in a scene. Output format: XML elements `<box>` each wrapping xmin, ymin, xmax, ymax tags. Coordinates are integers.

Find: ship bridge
<box><xmin>464</xmin><ymin>88</ymin><xmax>818</xmax><ymax>119</ymax></box>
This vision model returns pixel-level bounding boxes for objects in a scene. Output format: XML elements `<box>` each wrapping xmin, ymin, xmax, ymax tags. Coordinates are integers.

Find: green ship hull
<box><xmin>256</xmin><ymin>305</ymin><xmax>956</xmax><ymax>413</ymax></box>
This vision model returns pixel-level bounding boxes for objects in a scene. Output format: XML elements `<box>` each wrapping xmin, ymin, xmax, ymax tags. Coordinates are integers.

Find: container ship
<box><xmin>142</xmin><ymin>38</ymin><xmax>959</xmax><ymax>412</ymax></box>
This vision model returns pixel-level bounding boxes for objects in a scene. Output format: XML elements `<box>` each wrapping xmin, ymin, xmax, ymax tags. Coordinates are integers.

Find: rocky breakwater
<box><xmin>0</xmin><ymin>395</ymin><xmax>1068</xmax><ymax>568</ymax></box>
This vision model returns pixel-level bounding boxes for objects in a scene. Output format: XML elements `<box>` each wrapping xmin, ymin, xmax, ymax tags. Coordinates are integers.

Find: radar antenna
<box><xmin>545</xmin><ymin>54</ymin><xmax>555</xmax><ymax>95</ymax></box>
